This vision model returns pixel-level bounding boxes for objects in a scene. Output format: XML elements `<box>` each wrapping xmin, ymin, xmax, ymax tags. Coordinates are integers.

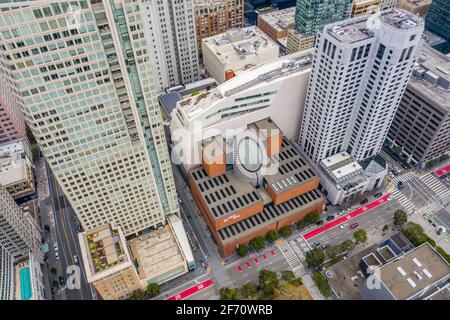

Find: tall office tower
<box><xmin>425</xmin><ymin>0</ymin><xmax>450</xmax><ymax>54</ymax></box>
<box><xmin>0</xmin><ymin>186</ymin><xmax>42</xmax><ymax>262</ymax></box>
<box><xmin>388</xmin><ymin>46</ymin><xmax>450</xmax><ymax>167</ymax></box>
<box><xmin>0</xmin><ymin>244</ymin><xmax>15</xmax><ymax>300</ymax></box>
<box><xmin>140</xmin><ymin>0</ymin><xmax>200</xmax><ymax>92</ymax></box>
<box><xmin>379</xmin><ymin>0</ymin><xmax>397</xmax><ymax>10</ymax></box>
<box><xmin>0</xmin><ymin>76</ymin><xmax>27</xmax><ymax>144</ymax></box>
<box><xmin>0</xmin><ymin>0</ymin><xmax>179</xmax><ymax>236</ymax></box>
<box><xmin>299</xmin><ymin>9</ymin><xmax>424</xmax><ymax>164</ymax></box>
<box><xmin>193</xmin><ymin>0</ymin><xmax>244</xmax><ymax>55</ymax></box>
<box><xmin>295</xmin><ymin>0</ymin><xmax>353</xmax><ymax>36</ymax></box>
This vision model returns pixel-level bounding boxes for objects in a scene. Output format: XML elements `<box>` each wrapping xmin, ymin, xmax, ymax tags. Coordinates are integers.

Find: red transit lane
<box><xmin>303</xmin><ymin>194</ymin><xmax>391</xmax><ymax>241</ymax></box>
<box><xmin>435</xmin><ymin>164</ymin><xmax>450</xmax><ymax>177</ymax></box>
<box><xmin>165</xmin><ymin>279</ymin><xmax>214</xmax><ymax>300</ymax></box>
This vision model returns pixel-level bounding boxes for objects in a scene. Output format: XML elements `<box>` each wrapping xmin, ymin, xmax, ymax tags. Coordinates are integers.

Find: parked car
<box><xmin>53</xmin><ymin>242</ymin><xmax>58</xmax><ymax>251</ymax></box>
<box><xmin>360</xmin><ymin>199</ymin><xmax>369</xmax><ymax>205</ymax></box>
<box><xmin>350</xmin><ymin>223</ymin><xmax>359</xmax><ymax>229</ymax></box>
<box><xmin>374</xmin><ymin>192</ymin><xmax>383</xmax><ymax>198</ymax></box>
<box><xmin>316</xmin><ymin>220</ymin><xmax>324</xmax><ymax>226</ymax></box>
<box><xmin>73</xmin><ymin>255</ymin><xmax>78</xmax><ymax>264</ymax></box>
<box><xmin>58</xmin><ymin>276</ymin><xmax>65</xmax><ymax>286</ymax></box>
<box><xmin>340</xmin><ymin>223</ymin><xmax>349</xmax><ymax>229</ymax></box>
<box><xmin>326</xmin><ymin>215</ymin><xmax>335</xmax><ymax>221</ymax></box>
<box><xmin>313</xmin><ymin>242</ymin><xmax>321</xmax><ymax>247</ymax></box>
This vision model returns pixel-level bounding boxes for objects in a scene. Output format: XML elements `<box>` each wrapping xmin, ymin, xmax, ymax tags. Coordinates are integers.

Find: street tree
<box><xmin>325</xmin><ymin>244</ymin><xmax>341</xmax><ymax>259</ymax></box>
<box><xmin>237</xmin><ymin>244</ymin><xmax>249</xmax><ymax>257</ymax></box>
<box><xmin>281</xmin><ymin>270</ymin><xmax>295</xmax><ymax>282</ymax></box>
<box><xmin>146</xmin><ymin>283</ymin><xmax>160</xmax><ymax>298</ymax></box>
<box><xmin>353</xmin><ymin>229</ymin><xmax>368</xmax><ymax>244</ymax></box>
<box><xmin>279</xmin><ymin>226</ymin><xmax>293</xmax><ymax>238</ymax></box>
<box><xmin>259</xmin><ymin>269</ymin><xmax>279</xmax><ymax>296</ymax></box>
<box><xmin>340</xmin><ymin>239</ymin><xmax>355</xmax><ymax>252</ymax></box>
<box><xmin>305</xmin><ymin>248</ymin><xmax>325</xmax><ymax>269</ymax></box>
<box><xmin>266</xmin><ymin>230</ymin><xmax>279</xmax><ymax>242</ymax></box>
<box><xmin>220</xmin><ymin>287</ymin><xmax>239</xmax><ymax>300</ymax></box>
<box><xmin>130</xmin><ymin>289</ymin><xmax>145</xmax><ymax>300</ymax></box>
<box><xmin>250</xmin><ymin>236</ymin><xmax>266</xmax><ymax>250</ymax></box>
<box><xmin>240</xmin><ymin>282</ymin><xmax>258</xmax><ymax>299</ymax></box>
<box><xmin>305</xmin><ymin>211</ymin><xmax>321</xmax><ymax>224</ymax></box>
<box><xmin>393</xmin><ymin>210</ymin><xmax>408</xmax><ymax>226</ymax></box>
<box><xmin>401</xmin><ymin>222</ymin><xmax>428</xmax><ymax>246</ymax></box>
<box><xmin>50</xmin><ymin>267</ymin><xmax>57</xmax><ymax>274</ymax></box>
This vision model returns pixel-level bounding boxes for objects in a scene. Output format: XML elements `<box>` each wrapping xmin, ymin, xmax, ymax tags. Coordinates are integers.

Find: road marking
<box><xmin>165</xmin><ymin>279</ymin><xmax>214</xmax><ymax>300</ymax></box>
<box><xmin>390</xmin><ymin>189</ymin><xmax>415</xmax><ymax>213</ymax></box>
<box><xmin>277</xmin><ymin>242</ymin><xmax>302</xmax><ymax>272</ymax></box>
<box><xmin>420</xmin><ymin>174</ymin><xmax>450</xmax><ymax>198</ymax></box>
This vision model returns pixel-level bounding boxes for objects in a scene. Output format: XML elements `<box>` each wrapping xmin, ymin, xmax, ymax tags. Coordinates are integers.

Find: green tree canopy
<box><xmin>305</xmin><ymin>211</ymin><xmax>321</xmax><ymax>224</ymax></box>
<box><xmin>353</xmin><ymin>229</ymin><xmax>368</xmax><ymax>244</ymax></box>
<box><xmin>312</xmin><ymin>272</ymin><xmax>332</xmax><ymax>298</ymax></box>
<box><xmin>393</xmin><ymin>210</ymin><xmax>408</xmax><ymax>226</ymax></box>
<box><xmin>220</xmin><ymin>287</ymin><xmax>239</xmax><ymax>300</ymax></box>
<box><xmin>325</xmin><ymin>244</ymin><xmax>341</xmax><ymax>259</ymax></box>
<box><xmin>146</xmin><ymin>283</ymin><xmax>160</xmax><ymax>298</ymax></box>
<box><xmin>266</xmin><ymin>230</ymin><xmax>279</xmax><ymax>242</ymax></box>
<box><xmin>401</xmin><ymin>222</ymin><xmax>428</xmax><ymax>246</ymax></box>
<box><xmin>305</xmin><ymin>247</ymin><xmax>325</xmax><ymax>269</ymax></box>
<box><xmin>250</xmin><ymin>236</ymin><xmax>266</xmax><ymax>250</ymax></box>
<box><xmin>130</xmin><ymin>289</ymin><xmax>146</xmax><ymax>300</ymax></box>
<box><xmin>281</xmin><ymin>270</ymin><xmax>295</xmax><ymax>282</ymax></box>
<box><xmin>279</xmin><ymin>226</ymin><xmax>293</xmax><ymax>238</ymax></box>
<box><xmin>259</xmin><ymin>269</ymin><xmax>279</xmax><ymax>296</ymax></box>
<box><xmin>237</xmin><ymin>244</ymin><xmax>249</xmax><ymax>257</ymax></box>
<box><xmin>339</xmin><ymin>239</ymin><xmax>355</xmax><ymax>252</ymax></box>
<box><xmin>240</xmin><ymin>282</ymin><xmax>258</xmax><ymax>299</ymax></box>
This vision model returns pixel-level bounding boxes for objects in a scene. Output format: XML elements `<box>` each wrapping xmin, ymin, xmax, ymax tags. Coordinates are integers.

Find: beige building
<box><xmin>202</xmin><ymin>26</ymin><xmax>279</xmax><ymax>84</ymax></box>
<box><xmin>350</xmin><ymin>0</ymin><xmax>381</xmax><ymax>17</ymax></box>
<box><xmin>286</xmin><ymin>30</ymin><xmax>316</xmax><ymax>55</ymax></box>
<box><xmin>396</xmin><ymin>0</ymin><xmax>432</xmax><ymax>17</ymax></box>
<box><xmin>78</xmin><ymin>224</ymin><xmax>142</xmax><ymax>300</ymax></box>
<box><xmin>257</xmin><ymin>7</ymin><xmax>296</xmax><ymax>42</ymax></box>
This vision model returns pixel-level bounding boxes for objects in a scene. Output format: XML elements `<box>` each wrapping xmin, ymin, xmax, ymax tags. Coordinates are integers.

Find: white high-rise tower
<box><xmin>299</xmin><ymin>9</ymin><xmax>424</xmax><ymax>164</ymax></box>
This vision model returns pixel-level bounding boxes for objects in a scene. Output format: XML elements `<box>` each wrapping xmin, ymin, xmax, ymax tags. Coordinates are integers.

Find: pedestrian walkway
<box><xmin>277</xmin><ymin>241</ymin><xmax>302</xmax><ymax>272</ymax></box>
<box><xmin>390</xmin><ymin>189</ymin><xmax>415</xmax><ymax>213</ymax></box>
<box><xmin>420</xmin><ymin>202</ymin><xmax>445</xmax><ymax>216</ymax></box>
<box><xmin>391</xmin><ymin>171</ymin><xmax>415</xmax><ymax>184</ymax></box>
<box><xmin>420</xmin><ymin>174</ymin><xmax>450</xmax><ymax>198</ymax></box>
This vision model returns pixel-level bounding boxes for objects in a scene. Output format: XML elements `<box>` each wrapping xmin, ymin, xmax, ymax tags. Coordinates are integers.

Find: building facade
<box><xmin>0</xmin><ymin>76</ymin><xmax>27</xmax><ymax>144</ymax></box>
<box><xmin>388</xmin><ymin>46</ymin><xmax>450</xmax><ymax>166</ymax></box>
<box><xmin>257</xmin><ymin>7</ymin><xmax>296</xmax><ymax>42</ymax></box>
<box><xmin>0</xmin><ymin>244</ymin><xmax>14</xmax><ymax>300</ymax></box>
<box><xmin>193</xmin><ymin>0</ymin><xmax>244</xmax><ymax>55</ymax></box>
<box><xmin>396</xmin><ymin>0</ymin><xmax>432</xmax><ymax>17</ymax></box>
<box><xmin>140</xmin><ymin>0</ymin><xmax>200</xmax><ymax>92</ymax></box>
<box><xmin>299</xmin><ymin>9</ymin><xmax>424</xmax><ymax>165</ymax></box>
<box><xmin>0</xmin><ymin>0</ymin><xmax>179</xmax><ymax>236</ymax></box>
<box><xmin>424</xmin><ymin>0</ymin><xmax>450</xmax><ymax>54</ymax></box>
<box><xmin>350</xmin><ymin>0</ymin><xmax>381</xmax><ymax>17</ymax></box>
<box><xmin>0</xmin><ymin>185</ymin><xmax>42</xmax><ymax>262</ymax></box>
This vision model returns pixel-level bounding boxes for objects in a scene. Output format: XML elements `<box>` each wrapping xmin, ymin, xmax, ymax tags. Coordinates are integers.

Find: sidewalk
<box><xmin>301</xmin><ymin>273</ymin><xmax>325</xmax><ymax>300</ymax></box>
<box><xmin>409</xmin><ymin>213</ymin><xmax>450</xmax><ymax>252</ymax></box>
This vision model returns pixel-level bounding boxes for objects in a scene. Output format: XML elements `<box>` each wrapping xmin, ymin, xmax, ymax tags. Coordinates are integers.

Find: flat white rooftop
<box><xmin>0</xmin><ymin>139</ymin><xmax>26</xmax><ymax>157</ymax></box>
<box><xmin>320</xmin><ymin>152</ymin><xmax>364</xmax><ymax>182</ymax></box>
<box><xmin>258</xmin><ymin>7</ymin><xmax>296</xmax><ymax>32</ymax></box>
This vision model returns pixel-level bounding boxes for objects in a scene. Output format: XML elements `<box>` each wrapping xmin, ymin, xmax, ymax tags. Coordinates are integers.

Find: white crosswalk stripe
<box><xmin>277</xmin><ymin>241</ymin><xmax>302</xmax><ymax>272</ymax></box>
<box><xmin>390</xmin><ymin>189</ymin><xmax>415</xmax><ymax>213</ymax></box>
<box><xmin>420</xmin><ymin>174</ymin><xmax>450</xmax><ymax>198</ymax></box>
<box><xmin>420</xmin><ymin>202</ymin><xmax>444</xmax><ymax>216</ymax></box>
<box><xmin>391</xmin><ymin>171</ymin><xmax>415</xmax><ymax>184</ymax></box>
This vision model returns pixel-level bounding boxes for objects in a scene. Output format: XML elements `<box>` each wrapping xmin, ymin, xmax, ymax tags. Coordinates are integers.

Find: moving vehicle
<box><xmin>316</xmin><ymin>220</ymin><xmax>324</xmax><ymax>226</ymax></box>
<box><xmin>374</xmin><ymin>192</ymin><xmax>383</xmax><ymax>198</ymax></box>
<box><xmin>55</xmin><ymin>252</ymin><xmax>60</xmax><ymax>260</ymax></box>
<box><xmin>397</xmin><ymin>181</ymin><xmax>403</xmax><ymax>190</ymax></box>
<box><xmin>58</xmin><ymin>276</ymin><xmax>65</xmax><ymax>286</ymax></box>
<box><xmin>387</xmin><ymin>196</ymin><xmax>393</xmax><ymax>201</ymax></box>
<box><xmin>73</xmin><ymin>255</ymin><xmax>78</xmax><ymax>264</ymax></box>
<box><xmin>350</xmin><ymin>223</ymin><xmax>359</xmax><ymax>229</ymax></box>
<box><xmin>53</xmin><ymin>242</ymin><xmax>58</xmax><ymax>251</ymax></box>
<box><xmin>340</xmin><ymin>223</ymin><xmax>349</xmax><ymax>229</ymax></box>
<box><xmin>326</xmin><ymin>215</ymin><xmax>335</xmax><ymax>221</ymax></box>
<box><xmin>360</xmin><ymin>199</ymin><xmax>369</xmax><ymax>205</ymax></box>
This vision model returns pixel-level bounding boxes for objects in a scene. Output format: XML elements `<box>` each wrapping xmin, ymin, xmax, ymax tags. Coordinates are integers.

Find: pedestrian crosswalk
<box><xmin>391</xmin><ymin>171</ymin><xmax>415</xmax><ymax>184</ymax></box>
<box><xmin>420</xmin><ymin>174</ymin><xmax>450</xmax><ymax>198</ymax></box>
<box><xmin>390</xmin><ymin>189</ymin><xmax>415</xmax><ymax>213</ymax></box>
<box><xmin>277</xmin><ymin>241</ymin><xmax>302</xmax><ymax>272</ymax></box>
<box><xmin>420</xmin><ymin>202</ymin><xmax>445</xmax><ymax>216</ymax></box>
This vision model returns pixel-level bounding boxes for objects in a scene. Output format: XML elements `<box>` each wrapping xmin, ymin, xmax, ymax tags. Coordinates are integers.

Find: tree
<box><xmin>259</xmin><ymin>269</ymin><xmax>279</xmax><ymax>296</ymax></box>
<box><xmin>237</xmin><ymin>244</ymin><xmax>249</xmax><ymax>257</ymax></box>
<box><xmin>50</xmin><ymin>267</ymin><xmax>57</xmax><ymax>274</ymax></box>
<box><xmin>130</xmin><ymin>289</ymin><xmax>145</xmax><ymax>300</ymax></box>
<box><xmin>353</xmin><ymin>229</ymin><xmax>368</xmax><ymax>244</ymax></box>
<box><xmin>393</xmin><ymin>210</ymin><xmax>408</xmax><ymax>226</ymax></box>
<box><xmin>297</xmin><ymin>220</ymin><xmax>308</xmax><ymax>230</ymax></box>
<box><xmin>250</xmin><ymin>236</ymin><xmax>266</xmax><ymax>250</ymax></box>
<box><xmin>383</xmin><ymin>225</ymin><xmax>389</xmax><ymax>232</ymax></box>
<box><xmin>325</xmin><ymin>244</ymin><xmax>341</xmax><ymax>259</ymax></box>
<box><xmin>305</xmin><ymin>247</ymin><xmax>325</xmax><ymax>269</ymax></box>
<box><xmin>340</xmin><ymin>239</ymin><xmax>355</xmax><ymax>252</ymax></box>
<box><xmin>289</xmin><ymin>278</ymin><xmax>303</xmax><ymax>287</ymax></box>
<box><xmin>146</xmin><ymin>283</ymin><xmax>160</xmax><ymax>298</ymax></box>
<box><xmin>312</xmin><ymin>272</ymin><xmax>332</xmax><ymax>298</ymax></box>
<box><xmin>279</xmin><ymin>226</ymin><xmax>292</xmax><ymax>238</ymax></box>
<box><xmin>401</xmin><ymin>222</ymin><xmax>428</xmax><ymax>246</ymax></box>
<box><xmin>281</xmin><ymin>270</ymin><xmax>295</xmax><ymax>282</ymax></box>
<box><xmin>266</xmin><ymin>230</ymin><xmax>279</xmax><ymax>242</ymax></box>
<box><xmin>240</xmin><ymin>282</ymin><xmax>258</xmax><ymax>299</ymax></box>
<box><xmin>220</xmin><ymin>287</ymin><xmax>239</xmax><ymax>300</ymax></box>
<box><xmin>305</xmin><ymin>211</ymin><xmax>321</xmax><ymax>224</ymax></box>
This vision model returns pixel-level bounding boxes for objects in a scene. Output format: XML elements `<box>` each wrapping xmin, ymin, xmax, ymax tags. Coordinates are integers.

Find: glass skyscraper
<box><xmin>425</xmin><ymin>0</ymin><xmax>450</xmax><ymax>54</ymax></box>
<box><xmin>0</xmin><ymin>0</ymin><xmax>179</xmax><ymax>236</ymax></box>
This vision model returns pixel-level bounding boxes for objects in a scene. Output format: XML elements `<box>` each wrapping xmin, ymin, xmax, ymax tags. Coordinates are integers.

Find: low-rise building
<box><xmin>186</xmin><ymin>118</ymin><xmax>325</xmax><ymax>257</ymax></box>
<box><xmin>171</xmin><ymin>50</ymin><xmax>313</xmax><ymax>172</ymax></box>
<box><xmin>350</xmin><ymin>0</ymin><xmax>381</xmax><ymax>17</ymax></box>
<box><xmin>388</xmin><ymin>46</ymin><xmax>450</xmax><ymax>167</ymax></box>
<box><xmin>257</xmin><ymin>7</ymin><xmax>296</xmax><ymax>43</ymax></box>
<box><xmin>202</xmin><ymin>26</ymin><xmax>279</xmax><ymax>84</ymax></box>
<box><xmin>359</xmin><ymin>242</ymin><xmax>450</xmax><ymax>300</ymax></box>
<box><xmin>286</xmin><ymin>30</ymin><xmax>316</xmax><ymax>55</ymax></box>
<box><xmin>317</xmin><ymin>152</ymin><xmax>387</xmax><ymax>205</ymax></box>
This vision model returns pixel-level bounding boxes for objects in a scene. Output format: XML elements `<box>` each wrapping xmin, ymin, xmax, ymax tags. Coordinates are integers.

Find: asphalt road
<box><xmin>44</xmin><ymin>162</ymin><xmax>95</xmax><ymax>300</ymax></box>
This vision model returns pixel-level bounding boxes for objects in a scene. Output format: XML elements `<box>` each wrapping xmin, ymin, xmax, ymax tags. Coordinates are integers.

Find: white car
<box><xmin>53</xmin><ymin>242</ymin><xmax>58</xmax><ymax>251</ymax></box>
<box><xmin>387</xmin><ymin>196</ymin><xmax>393</xmax><ymax>201</ymax></box>
<box><xmin>340</xmin><ymin>223</ymin><xmax>349</xmax><ymax>229</ymax></box>
<box><xmin>55</xmin><ymin>252</ymin><xmax>60</xmax><ymax>260</ymax></box>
